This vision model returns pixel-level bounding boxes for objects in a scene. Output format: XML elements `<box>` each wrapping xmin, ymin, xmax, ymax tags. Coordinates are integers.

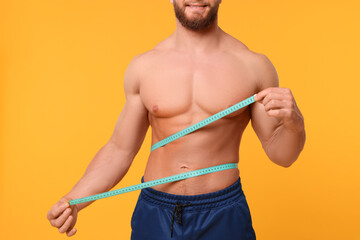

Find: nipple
<box><xmin>152</xmin><ymin>105</ymin><xmax>159</xmax><ymax>113</ymax></box>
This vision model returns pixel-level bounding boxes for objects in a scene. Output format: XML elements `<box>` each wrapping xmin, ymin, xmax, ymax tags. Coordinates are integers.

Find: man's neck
<box><xmin>172</xmin><ymin>19</ymin><xmax>222</xmax><ymax>54</ymax></box>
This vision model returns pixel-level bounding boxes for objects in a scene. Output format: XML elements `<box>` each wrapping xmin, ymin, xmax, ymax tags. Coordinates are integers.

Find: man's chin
<box><xmin>184</xmin><ymin>14</ymin><xmax>206</xmax><ymax>22</ymax></box>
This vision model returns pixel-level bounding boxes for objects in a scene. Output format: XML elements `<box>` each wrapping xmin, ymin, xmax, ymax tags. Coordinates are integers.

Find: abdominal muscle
<box><xmin>142</xmin><ymin>111</ymin><xmax>250</xmax><ymax>196</ymax></box>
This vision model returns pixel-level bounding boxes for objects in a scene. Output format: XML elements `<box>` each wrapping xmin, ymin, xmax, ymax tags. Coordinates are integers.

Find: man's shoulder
<box><xmin>128</xmin><ymin>41</ymin><xmax>168</xmax><ymax>66</ymax></box>
<box><xmin>222</xmin><ymin>33</ymin><xmax>278</xmax><ymax>90</ymax></box>
<box><xmin>238</xmin><ymin>48</ymin><xmax>278</xmax><ymax>90</ymax></box>
<box><xmin>128</xmin><ymin>49</ymin><xmax>158</xmax><ymax>66</ymax></box>
<box><xmin>125</xmin><ymin>49</ymin><xmax>161</xmax><ymax>79</ymax></box>
<box><xmin>124</xmin><ymin>44</ymin><xmax>168</xmax><ymax>90</ymax></box>
<box><xmin>222</xmin><ymin>33</ymin><xmax>267</xmax><ymax>63</ymax></box>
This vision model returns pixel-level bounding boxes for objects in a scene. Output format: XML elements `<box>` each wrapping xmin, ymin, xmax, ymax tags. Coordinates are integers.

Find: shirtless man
<box><xmin>47</xmin><ymin>0</ymin><xmax>306</xmax><ymax>238</ymax></box>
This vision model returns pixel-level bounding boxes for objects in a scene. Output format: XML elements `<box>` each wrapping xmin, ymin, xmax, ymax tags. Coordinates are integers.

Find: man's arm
<box><xmin>63</xmin><ymin>54</ymin><xmax>149</xmax><ymax>211</ymax></box>
<box><xmin>250</xmin><ymin>53</ymin><xmax>305</xmax><ymax>167</ymax></box>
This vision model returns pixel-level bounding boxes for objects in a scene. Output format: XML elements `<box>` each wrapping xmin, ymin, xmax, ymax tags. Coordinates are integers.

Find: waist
<box><xmin>142</xmin><ymin>165</ymin><xmax>240</xmax><ymax>195</ymax></box>
<box><xmin>139</xmin><ymin>175</ymin><xmax>244</xmax><ymax>211</ymax></box>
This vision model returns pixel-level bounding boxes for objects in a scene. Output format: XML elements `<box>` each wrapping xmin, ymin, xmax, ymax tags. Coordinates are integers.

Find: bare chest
<box><xmin>140</xmin><ymin>52</ymin><xmax>257</xmax><ymax>119</ymax></box>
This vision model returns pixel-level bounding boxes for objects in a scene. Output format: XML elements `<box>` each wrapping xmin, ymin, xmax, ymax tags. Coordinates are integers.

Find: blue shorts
<box><xmin>130</xmin><ymin>176</ymin><xmax>256</xmax><ymax>240</ymax></box>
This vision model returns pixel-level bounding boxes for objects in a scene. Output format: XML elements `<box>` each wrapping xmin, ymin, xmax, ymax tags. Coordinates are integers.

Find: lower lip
<box><xmin>187</xmin><ymin>5</ymin><xmax>207</xmax><ymax>11</ymax></box>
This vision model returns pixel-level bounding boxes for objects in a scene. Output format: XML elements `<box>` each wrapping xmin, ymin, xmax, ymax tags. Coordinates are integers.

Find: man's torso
<box><xmin>136</xmin><ymin>31</ymin><xmax>261</xmax><ymax>195</ymax></box>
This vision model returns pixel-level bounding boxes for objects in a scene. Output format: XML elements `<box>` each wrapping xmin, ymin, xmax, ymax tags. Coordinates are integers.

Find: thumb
<box><xmin>254</xmin><ymin>91</ymin><xmax>267</xmax><ymax>104</ymax></box>
<box><xmin>254</xmin><ymin>93</ymin><xmax>262</xmax><ymax>103</ymax></box>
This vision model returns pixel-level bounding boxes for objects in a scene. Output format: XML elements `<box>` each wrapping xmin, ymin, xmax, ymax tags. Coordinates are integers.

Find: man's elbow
<box><xmin>263</xmin><ymin>141</ymin><xmax>304</xmax><ymax>168</ymax></box>
<box><xmin>280</xmin><ymin>161</ymin><xmax>295</xmax><ymax>168</ymax></box>
<box><xmin>269</xmin><ymin>154</ymin><xmax>298</xmax><ymax>168</ymax></box>
<box><xmin>264</xmin><ymin>144</ymin><xmax>303</xmax><ymax>168</ymax></box>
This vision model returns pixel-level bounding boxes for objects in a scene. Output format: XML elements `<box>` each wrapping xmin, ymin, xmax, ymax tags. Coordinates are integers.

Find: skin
<box><xmin>47</xmin><ymin>0</ymin><xmax>306</xmax><ymax>236</ymax></box>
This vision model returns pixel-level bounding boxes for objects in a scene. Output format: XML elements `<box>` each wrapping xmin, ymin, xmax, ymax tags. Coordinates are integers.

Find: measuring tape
<box><xmin>68</xmin><ymin>94</ymin><xmax>256</xmax><ymax>206</ymax></box>
<box><xmin>151</xmin><ymin>94</ymin><xmax>256</xmax><ymax>152</ymax></box>
<box><xmin>69</xmin><ymin>163</ymin><xmax>238</xmax><ymax>205</ymax></box>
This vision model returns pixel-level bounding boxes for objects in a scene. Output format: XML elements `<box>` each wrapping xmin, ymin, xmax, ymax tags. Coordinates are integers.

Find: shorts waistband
<box><xmin>139</xmin><ymin>176</ymin><xmax>244</xmax><ymax>211</ymax></box>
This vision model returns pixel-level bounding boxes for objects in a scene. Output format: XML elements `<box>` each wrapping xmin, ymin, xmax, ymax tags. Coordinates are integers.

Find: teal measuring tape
<box><xmin>151</xmin><ymin>94</ymin><xmax>256</xmax><ymax>152</ymax></box>
<box><xmin>68</xmin><ymin>94</ymin><xmax>256</xmax><ymax>206</ymax></box>
<box><xmin>69</xmin><ymin>163</ymin><xmax>238</xmax><ymax>205</ymax></box>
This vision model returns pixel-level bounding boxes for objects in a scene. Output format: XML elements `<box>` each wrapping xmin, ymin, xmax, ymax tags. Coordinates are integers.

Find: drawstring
<box><xmin>170</xmin><ymin>201</ymin><xmax>192</xmax><ymax>238</ymax></box>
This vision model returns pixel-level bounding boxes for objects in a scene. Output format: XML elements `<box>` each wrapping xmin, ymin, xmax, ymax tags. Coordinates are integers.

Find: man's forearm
<box><xmin>264</xmin><ymin>121</ymin><xmax>306</xmax><ymax>167</ymax></box>
<box><xmin>63</xmin><ymin>142</ymin><xmax>135</xmax><ymax>211</ymax></box>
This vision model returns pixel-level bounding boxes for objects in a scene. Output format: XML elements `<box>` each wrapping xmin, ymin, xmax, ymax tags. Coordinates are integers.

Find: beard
<box><xmin>173</xmin><ymin>1</ymin><xmax>219</xmax><ymax>31</ymax></box>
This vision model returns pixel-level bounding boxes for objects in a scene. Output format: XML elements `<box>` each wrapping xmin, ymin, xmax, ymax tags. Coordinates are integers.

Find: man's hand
<box><xmin>47</xmin><ymin>197</ymin><xmax>78</xmax><ymax>237</ymax></box>
<box><xmin>254</xmin><ymin>87</ymin><xmax>304</xmax><ymax>132</ymax></box>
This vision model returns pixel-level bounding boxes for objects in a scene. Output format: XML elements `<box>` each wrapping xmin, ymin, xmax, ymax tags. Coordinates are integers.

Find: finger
<box><xmin>50</xmin><ymin>207</ymin><xmax>72</xmax><ymax>228</ymax></box>
<box><xmin>59</xmin><ymin>215</ymin><xmax>73</xmax><ymax>234</ymax></box>
<box><xmin>264</xmin><ymin>99</ymin><xmax>289</xmax><ymax>112</ymax></box>
<box><xmin>47</xmin><ymin>202</ymin><xmax>69</xmax><ymax>220</ymax></box>
<box><xmin>267</xmin><ymin>109</ymin><xmax>292</xmax><ymax>118</ymax></box>
<box><xmin>66</xmin><ymin>228</ymin><xmax>77</xmax><ymax>237</ymax></box>
<box><xmin>255</xmin><ymin>87</ymin><xmax>282</xmax><ymax>102</ymax></box>
<box><xmin>254</xmin><ymin>89</ymin><xmax>266</xmax><ymax>101</ymax></box>
<box><xmin>262</xmin><ymin>92</ymin><xmax>288</xmax><ymax>105</ymax></box>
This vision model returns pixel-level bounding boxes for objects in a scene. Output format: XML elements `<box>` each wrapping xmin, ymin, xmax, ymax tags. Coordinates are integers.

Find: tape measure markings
<box><xmin>151</xmin><ymin>94</ymin><xmax>256</xmax><ymax>152</ymax></box>
<box><xmin>68</xmin><ymin>94</ymin><xmax>257</xmax><ymax>206</ymax></box>
<box><xmin>69</xmin><ymin>163</ymin><xmax>238</xmax><ymax>205</ymax></box>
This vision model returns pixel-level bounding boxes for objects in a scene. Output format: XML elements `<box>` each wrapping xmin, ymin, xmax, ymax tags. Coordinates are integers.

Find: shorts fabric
<box><xmin>130</xmin><ymin>176</ymin><xmax>256</xmax><ymax>240</ymax></box>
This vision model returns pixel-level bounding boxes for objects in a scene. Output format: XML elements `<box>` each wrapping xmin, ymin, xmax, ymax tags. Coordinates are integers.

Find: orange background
<box><xmin>1</xmin><ymin>0</ymin><xmax>359</xmax><ymax>239</ymax></box>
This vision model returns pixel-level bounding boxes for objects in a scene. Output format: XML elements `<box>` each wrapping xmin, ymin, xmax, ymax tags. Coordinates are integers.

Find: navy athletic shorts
<box><xmin>130</xmin><ymin>176</ymin><xmax>256</xmax><ymax>240</ymax></box>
